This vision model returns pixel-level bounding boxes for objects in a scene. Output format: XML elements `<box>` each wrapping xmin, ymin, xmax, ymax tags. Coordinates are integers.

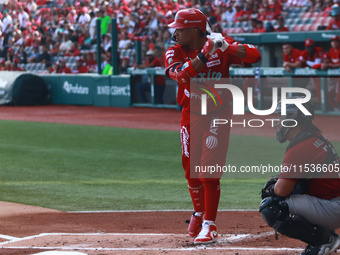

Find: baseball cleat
<box><xmin>188</xmin><ymin>212</ymin><xmax>203</xmax><ymax>237</ymax></box>
<box><xmin>300</xmin><ymin>244</ymin><xmax>319</xmax><ymax>255</ymax></box>
<box><xmin>194</xmin><ymin>222</ymin><xmax>218</xmax><ymax>244</ymax></box>
<box><xmin>317</xmin><ymin>233</ymin><xmax>340</xmax><ymax>255</ymax></box>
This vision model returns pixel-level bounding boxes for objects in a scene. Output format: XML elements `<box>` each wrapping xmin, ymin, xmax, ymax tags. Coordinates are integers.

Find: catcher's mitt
<box><xmin>260</xmin><ymin>175</ymin><xmax>278</xmax><ymax>199</ymax></box>
<box><xmin>260</xmin><ymin>176</ymin><xmax>308</xmax><ymax>199</ymax></box>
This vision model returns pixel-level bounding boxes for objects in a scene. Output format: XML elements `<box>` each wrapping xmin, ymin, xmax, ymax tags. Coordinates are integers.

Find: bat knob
<box><xmin>216</xmin><ymin>41</ymin><xmax>222</xmax><ymax>47</ymax></box>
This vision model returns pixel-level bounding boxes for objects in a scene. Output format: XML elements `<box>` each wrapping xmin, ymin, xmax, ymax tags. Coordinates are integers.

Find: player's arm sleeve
<box><xmin>226</xmin><ymin>42</ymin><xmax>262</xmax><ymax>64</ymax></box>
<box><xmin>306</xmin><ymin>58</ymin><xmax>322</xmax><ymax>67</ymax></box>
<box><xmin>165</xmin><ymin>47</ymin><xmax>200</xmax><ymax>84</ymax></box>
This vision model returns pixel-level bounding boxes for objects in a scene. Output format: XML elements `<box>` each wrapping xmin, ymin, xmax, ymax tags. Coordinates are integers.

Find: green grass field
<box><xmin>1</xmin><ymin>120</ymin><xmax>339</xmax><ymax>211</ymax></box>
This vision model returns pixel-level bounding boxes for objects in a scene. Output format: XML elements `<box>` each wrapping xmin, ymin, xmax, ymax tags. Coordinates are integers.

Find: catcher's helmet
<box><xmin>274</xmin><ymin>97</ymin><xmax>316</xmax><ymax>143</ymax></box>
<box><xmin>168</xmin><ymin>8</ymin><xmax>207</xmax><ymax>33</ymax></box>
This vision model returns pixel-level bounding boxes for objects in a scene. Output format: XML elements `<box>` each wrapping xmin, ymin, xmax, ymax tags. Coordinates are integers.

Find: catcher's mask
<box><xmin>274</xmin><ymin>97</ymin><xmax>315</xmax><ymax>143</ymax></box>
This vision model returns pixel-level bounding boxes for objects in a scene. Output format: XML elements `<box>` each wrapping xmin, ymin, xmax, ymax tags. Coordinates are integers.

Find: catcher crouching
<box><xmin>259</xmin><ymin>98</ymin><xmax>340</xmax><ymax>255</ymax></box>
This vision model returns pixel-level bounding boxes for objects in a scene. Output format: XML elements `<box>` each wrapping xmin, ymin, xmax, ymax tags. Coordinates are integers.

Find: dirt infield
<box><xmin>0</xmin><ymin>105</ymin><xmax>339</xmax><ymax>255</ymax></box>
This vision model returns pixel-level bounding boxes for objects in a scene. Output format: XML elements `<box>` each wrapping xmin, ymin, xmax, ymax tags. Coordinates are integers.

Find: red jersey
<box><xmin>150</xmin><ymin>57</ymin><xmax>166</xmax><ymax>86</ymax></box>
<box><xmin>284</xmin><ymin>48</ymin><xmax>301</xmax><ymax>63</ymax></box>
<box><xmin>165</xmin><ymin>38</ymin><xmax>260</xmax><ymax>110</ymax></box>
<box><xmin>330</xmin><ymin>47</ymin><xmax>340</xmax><ymax>64</ymax></box>
<box><xmin>275</xmin><ymin>26</ymin><xmax>289</xmax><ymax>32</ymax></box>
<box><xmin>326</xmin><ymin>18</ymin><xmax>340</xmax><ymax>30</ymax></box>
<box><xmin>280</xmin><ymin>133</ymin><xmax>340</xmax><ymax>200</ymax></box>
<box><xmin>299</xmin><ymin>47</ymin><xmax>323</xmax><ymax>66</ymax></box>
<box><xmin>57</xmin><ymin>66</ymin><xmax>72</xmax><ymax>74</ymax></box>
<box><xmin>72</xmin><ymin>66</ymin><xmax>88</xmax><ymax>74</ymax></box>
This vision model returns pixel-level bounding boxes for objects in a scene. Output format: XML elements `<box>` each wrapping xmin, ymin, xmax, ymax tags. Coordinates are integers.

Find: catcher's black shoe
<box><xmin>318</xmin><ymin>233</ymin><xmax>340</xmax><ymax>255</ymax></box>
<box><xmin>300</xmin><ymin>244</ymin><xmax>319</xmax><ymax>255</ymax></box>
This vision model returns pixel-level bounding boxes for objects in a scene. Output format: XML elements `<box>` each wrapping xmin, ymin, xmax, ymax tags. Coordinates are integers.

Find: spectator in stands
<box><xmin>0</xmin><ymin>59</ymin><xmax>6</xmax><ymax>70</ymax></box>
<box><xmin>45</xmin><ymin>62</ymin><xmax>55</xmax><ymax>73</ymax></box>
<box><xmin>265</xmin><ymin>2</ymin><xmax>282</xmax><ymax>21</ymax></box>
<box><xmin>89</xmin><ymin>10</ymin><xmax>99</xmax><ymax>43</ymax></box>
<box><xmin>78</xmin><ymin>7</ymin><xmax>91</xmax><ymax>28</ymax></box>
<box><xmin>103</xmin><ymin>33</ymin><xmax>112</xmax><ymax>52</ymax></box>
<box><xmin>118</xmin><ymin>31</ymin><xmax>132</xmax><ymax>50</ymax></box>
<box><xmin>120</xmin><ymin>56</ymin><xmax>131</xmax><ymax>74</ymax></box>
<box><xmin>18</xmin><ymin>6</ymin><xmax>29</xmax><ymax>31</ymax></box>
<box><xmin>36</xmin><ymin>45</ymin><xmax>51</xmax><ymax>63</ymax></box>
<box><xmin>17</xmin><ymin>44</ymin><xmax>27</xmax><ymax>64</ymax></box>
<box><xmin>12</xmin><ymin>58</ymin><xmax>25</xmax><ymax>71</ymax></box>
<box><xmin>326</xmin><ymin>4</ymin><xmax>340</xmax><ymax>30</ymax></box>
<box><xmin>221</xmin><ymin>3</ymin><xmax>236</xmax><ymax>22</ymax></box>
<box><xmin>86</xmin><ymin>51</ymin><xmax>97</xmax><ymax>72</ymax></box>
<box><xmin>2</xmin><ymin>10</ymin><xmax>13</xmax><ymax>48</ymax></box>
<box><xmin>137</xmin><ymin>47</ymin><xmax>166</xmax><ymax>104</ymax></box>
<box><xmin>12</xmin><ymin>30</ymin><xmax>24</xmax><ymax>46</ymax></box>
<box><xmin>265</xmin><ymin>22</ymin><xmax>275</xmax><ymax>32</ymax></box>
<box><xmin>27</xmin><ymin>45</ymin><xmax>40</xmax><ymax>63</ymax></box>
<box><xmin>99</xmin><ymin>9</ymin><xmax>111</xmax><ymax>37</ymax></box>
<box><xmin>50</xmin><ymin>33</ymin><xmax>63</xmax><ymax>56</ymax></box>
<box><xmin>59</xmin><ymin>33</ymin><xmax>73</xmax><ymax>55</ymax></box>
<box><xmin>56</xmin><ymin>59</ymin><xmax>72</xmax><ymax>74</ymax></box>
<box><xmin>256</xmin><ymin>20</ymin><xmax>266</xmax><ymax>32</ymax></box>
<box><xmin>282</xmin><ymin>42</ymin><xmax>302</xmax><ymax>72</ymax></box>
<box><xmin>102</xmin><ymin>53</ymin><xmax>113</xmax><ymax>75</ymax></box>
<box><xmin>240</xmin><ymin>2</ymin><xmax>253</xmax><ymax>21</ymax></box>
<box><xmin>234</xmin><ymin>2</ymin><xmax>245</xmax><ymax>22</ymax></box>
<box><xmin>275</xmin><ymin>16</ymin><xmax>289</xmax><ymax>32</ymax></box>
<box><xmin>249</xmin><ymin>18</ymin><xmax>259</xmax><ymax>33</ymax></box>
<box><xmin>4</xmin><ymin>60</ymin><xmax>12</xmax><ymax>71</ymax></box>
<box><xmin>72</xmin><ymin>57</ymin><xmax>89</xmax><ymax>74</ymax></box>
<box><xmin>322</xmin><ymin>0</ymin><xmax>334</xmax><ymax>17</ymax></box>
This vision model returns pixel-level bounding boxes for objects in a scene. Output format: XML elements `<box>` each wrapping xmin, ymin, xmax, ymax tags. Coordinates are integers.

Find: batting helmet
<box><xmin>168</xmin><ymin>8</ymin><xmax>207</xmax><ymax>33</ymax></box>
<box><xmin>274</xmin><ymin>97</ymin><xmax>317</xmax><ymax>143</ymax></box>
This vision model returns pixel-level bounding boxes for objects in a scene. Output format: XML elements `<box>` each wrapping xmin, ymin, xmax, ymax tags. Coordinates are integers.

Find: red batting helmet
<box><xmin>168</xmin><ymin>8</ymin><xmax>207</xmax><ymax>33</ymax></box>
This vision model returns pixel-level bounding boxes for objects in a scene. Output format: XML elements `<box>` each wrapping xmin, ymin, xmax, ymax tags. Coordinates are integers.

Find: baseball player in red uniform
<box><xmin>297</xmin><ymin>39</ymin><xmax>323</xmax><ymax>104</ymax></box>
<box><xmin>282</xmin><ymin>42</ymin><xmax>301</xmax><ymax>72</ymax></box>
<box><xmin>260</xmin><ymin>99</ymin><xmax>340</xmax><ymax>255</ymax></box>
<box><xmin>165</xmin><ymin>8</ymin><xmax>261</xmax><ymax>244</ymax></box>
<box><xmin>320</xmin><ymin>35</ymin><xmax>340</xmax><ymax>110</ymax></box>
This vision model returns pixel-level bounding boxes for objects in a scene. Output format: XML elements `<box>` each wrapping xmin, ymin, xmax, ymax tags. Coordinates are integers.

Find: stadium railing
<box><xmin>127</xmin><ymin>67</ymin><xmax>340</xmax><ymax>116</ymax></box>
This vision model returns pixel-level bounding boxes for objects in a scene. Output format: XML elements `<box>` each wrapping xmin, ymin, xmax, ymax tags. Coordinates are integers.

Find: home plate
<box><xmin>32</xmin><ymin>252</ymin><xmax>88</xmax><ymax>255</ymax></box>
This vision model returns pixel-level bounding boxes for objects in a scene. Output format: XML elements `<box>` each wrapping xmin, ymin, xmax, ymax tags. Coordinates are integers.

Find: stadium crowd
<box><xmin>0</xmin><ymin>0</ymin><xmax>340</xmax><ymax>74</ymax></box>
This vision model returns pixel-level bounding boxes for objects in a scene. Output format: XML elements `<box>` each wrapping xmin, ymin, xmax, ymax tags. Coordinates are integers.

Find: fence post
<box><xmin>96</xmin><ymin>19</ymin><xmax>102</xmax><ymax>74</ymax></box>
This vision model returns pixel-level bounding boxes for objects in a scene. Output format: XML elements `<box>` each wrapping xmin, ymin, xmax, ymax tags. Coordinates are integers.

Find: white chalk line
<box><xmin>68</xmin><ymin>209</ymin><xmax>258</xmax><ymax>213</ymax></box>
<box><xmin>0</xmin><ymin>231</ymin><xmax>307</xmax><ymax>252</ymax></box>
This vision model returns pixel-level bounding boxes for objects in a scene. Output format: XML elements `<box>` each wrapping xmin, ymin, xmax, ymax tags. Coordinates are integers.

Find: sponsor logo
<box><xmin>184</xmin><ymin>89</ymin><xmax>190</xmax><ymax>98</ymax></box>
<box><xmin>321</xmin><ymin>33</ymin><xmax>335</xmax><ymax>39</ymax></box>
<box><xmin>63</xmin><ymin>81</ymin><xmax>89</xmax><ymax>95</ymax></box>
<box><xmin>277</xmin><ymin>35</ymin><xmax>289</xmax><ymax>40</ymax></box>
<box><xmin>192</xmin><ymin>70</ymin><xmax>222</xmax><ymax>82</ymax></box>
<box><xmin>263</xmin><ymin>68</ymin><xmax>284</xmax><ymax>75</ymax></box>
<box><xmin>206</xmin><ymin>135</ymin><xmax>218</xmax><ymax>149</ymax></box>
<box><xmin>294</xmin><ymin>68</ymin><xmax>316</xmax><ymax>75</ymax></box>
<box><xmin>207</xmin><ymin>59</ymin><xmax>221</xmax><ymax>68</ymax></box>
<box><xmin>181</xmin><ymin>126</ymin><xmax>189</xmax><ymax>157</ymax></box>
<box><xmin>111</xmin><ymin>85</ymin><xmax>130</xmax><ymax>96</ymax></box>
<box><xmin>96</xmin><ymin>85</ymin><xmax>130</xmax><ymax>96</ymax></box>
<box><xmin>328</xmin><ymin>69</ymin><xmax>340</xmax><ymax>75</ymax></box>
